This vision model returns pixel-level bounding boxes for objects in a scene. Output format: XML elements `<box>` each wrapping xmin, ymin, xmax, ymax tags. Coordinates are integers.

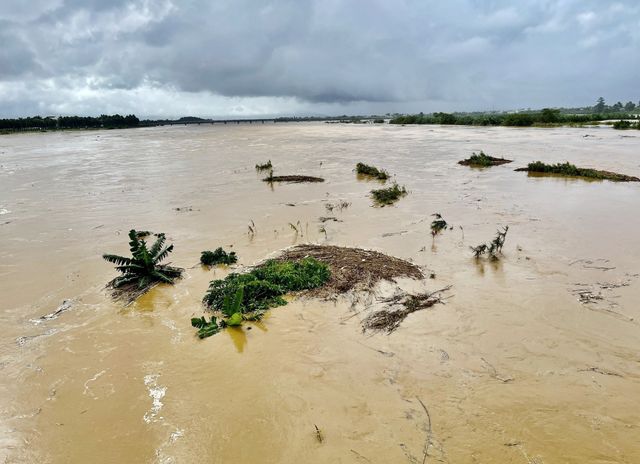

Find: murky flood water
<box><xmin>1</xmin><ymin>123</ymin><xmax>639</xmax><ymax>463</ymax></box>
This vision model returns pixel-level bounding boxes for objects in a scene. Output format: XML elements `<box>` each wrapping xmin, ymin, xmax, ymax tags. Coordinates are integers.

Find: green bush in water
<box><xmin>370</xmin><ymin>183</ymin><xmax>407</xmax><ymax>206</ymax></box>
<box><xmin>466</xmin><ymin>151</ymin><xmax>496</xmax><ymax>166</ymax></box>
<box><xmin>200</xmin><ymin>247</ymin><xmax>237</xmax><ymax>266</ymax></box>
<box><xmin>202</xmin><ymin>257</ymin><xmax>330</xmax><ymax>313</ymax></box>
<box><xmin>525</xmin><ymin>161</ymin><xmax>602</xmax><ymax>179</ymax></box>
<box><xmin>612</xmin><ymin>120</ymin><xmax>632</xmax><ymax>130</ymax></box>
<box><xmin>520</xmin><ymin>161</ymin><xmax>639</xmax><ymax>182</ymax></box>
<box><xmin>356</xmin><ymin>162</ymin><xmax>390</xmax><ymax>180</ymax></box>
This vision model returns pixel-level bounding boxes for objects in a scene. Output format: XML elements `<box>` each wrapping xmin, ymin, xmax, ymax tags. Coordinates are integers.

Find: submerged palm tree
<box><xmin>103</xmin><ymin>230</ymin><xmax>183</xmax><ymax>294</ymax></box>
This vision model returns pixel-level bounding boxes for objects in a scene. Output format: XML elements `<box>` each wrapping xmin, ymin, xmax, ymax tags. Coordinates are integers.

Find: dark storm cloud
<box><xmin>0</xmin><ymin>0</ymin><xmax>639</xmax><ymax>117</ymax></box>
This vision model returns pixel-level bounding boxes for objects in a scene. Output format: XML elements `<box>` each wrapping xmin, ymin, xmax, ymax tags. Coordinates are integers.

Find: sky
<box><xmin>0</xmin><ymin>0</ymin><xmax>639</xmax><ymax>118</ymax></box>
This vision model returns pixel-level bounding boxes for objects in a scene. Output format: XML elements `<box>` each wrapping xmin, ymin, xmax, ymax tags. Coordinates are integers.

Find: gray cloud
<box><xmin>0</xmin><ymin>0</ymin><xmax>639</xmax><ymax>117</ymax></box>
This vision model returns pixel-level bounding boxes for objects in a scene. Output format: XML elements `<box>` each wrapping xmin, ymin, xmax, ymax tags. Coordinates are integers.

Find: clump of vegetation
<box><xmin>356</xmin><ymin>162</ymin><xmax>390</xmax><ymax>180</ymax></box>
<box><xmin>471</xmin><ymin>226</ymin><xmax>509</xmax><ymax>260</ymax></box>
<box><xmin>195</xmin><ymin>258</ymin><xmax>330</xmax><ymax>337</ymax></box>
<box><xmin>430</xmin><ymin>213</ymin><xmax>448</xmax><ymax>236</ymax></box>
<box><xmin>515</xmin><ymin>161</ymin><xmax>640</xmax><ymax>182</ymax></box>
<box><xmin>191</xmin><ymin>315</ymin><xmax>220</xmax><ymax>338</ymax></box>
<box><xmin>458</xmin><ymin>151</ymin><xmax>512</xmax><ymax>167</ymax></box>
<box><xmin>371</xmin><ymin>183</ymin><xmax>407</xmax><ymax>206</ymax></box>
<box><xmin>200</xmin><ymin>247</ymin><xmax>237</xmax><ymax>266</ymax></box>
<box><xmin>612</xmin><ymin>120</ymin><xmax>633</xmax><ymax>130</ymax></box>
<box><xmin>263</xmin><ymin>173</ymin><xmax>325</xmax><ymax>183</ymax></box>
<box><xmin>255</xmin><ymin>160</ymin><xmax>273</xmax><ymax>171</ymax></box>
<box><xmin>194</xmin><ymin>244</ymin><xmax>426</xmax><ymax>339</ymax></box>
<box><xmin>103</xmin><ymin>230</ymin><xmax>183</xmax><ymax>302</ymax></box>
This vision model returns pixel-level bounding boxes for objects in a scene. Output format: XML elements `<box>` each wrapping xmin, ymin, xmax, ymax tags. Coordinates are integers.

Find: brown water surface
<box><xmin>1</xmin><ymin>123</ymin><xmax>639</xmax><ymax>463</ymax></box>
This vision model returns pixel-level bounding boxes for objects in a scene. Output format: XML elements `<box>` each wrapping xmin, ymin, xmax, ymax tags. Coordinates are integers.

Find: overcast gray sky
<box><xmin>0</xmin><ymin>0</ymin><xmax>638</xmax><ymax>118</ymax></box>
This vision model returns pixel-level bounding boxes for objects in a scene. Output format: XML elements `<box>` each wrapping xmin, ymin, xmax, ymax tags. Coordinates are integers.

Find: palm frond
<box><xmin>128</xmin><ymin>229</ymin><xmax>142</xmax><ymax>254</ymax></box>
<box><xmin>149</xmin><ymin>233</ymin><xmax>166</xmax><ymax>260</ymax></box>
<box><xmin>151</xmin><ymin>270</ymin><xmax>174</xmax><ymax>284</ymax></box>
<box><xmin>112</xmin><ymin>274</ymin><xmax>140</xmax><ymax>288</ymax></box>
<box><xmin>154</xmin><ymin>244</ymin><xmax>174</xmax><ymax>264</ymax></box>
<box><xmin>103</xmin><ymin>254</ymin><xmax>132</xmax><ymax>265</ymax></box>
<box><xmin>115</xmin><ymin>264</ymin><xmax>145</xmax><ymax>273</ymax></box>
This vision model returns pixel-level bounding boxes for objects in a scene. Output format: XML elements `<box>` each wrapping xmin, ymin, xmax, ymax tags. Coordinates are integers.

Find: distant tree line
<box><xmin>390</xmin><ymin>98</ymin><xmax>640</xmax><ymax>127</ymax></box>
<box><xmin>0</xmin><ymin>114</ymin><xmax>139</xmax><ymax>131</ymax></box>
<box><xmin>593</xmin><ymin>97</ymin><xmax>639</xmax><ymax>113</ymax></box>
<box><xmin>391</xmin><ymin>110</ymin><xmax>639</xmax><ymax>127</ymax></box>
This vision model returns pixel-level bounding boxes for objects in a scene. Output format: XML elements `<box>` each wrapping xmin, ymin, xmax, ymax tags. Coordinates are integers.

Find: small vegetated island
<box><xmin>262</xmin><ymin>171</ymin><xmax>325</xmax><ymax>183</ymax></box>
<box><xmin>458</xmin><ymin>151</ymin><xmax>512</xmax><ymax>167</ymax></box>
<box><xmin>193</xmin><ymin>244</ymin><xmax>442</xmax><ymax>338</ymax></box>
<box><xmin>515</xmin><ymin>161</ymin><xmax>640</xmax><ymax>182</ymax></box>
<box><xmin>356</xmin><ymin>162</ymin><xmax>390</xmax><ymax>180</ymax></box>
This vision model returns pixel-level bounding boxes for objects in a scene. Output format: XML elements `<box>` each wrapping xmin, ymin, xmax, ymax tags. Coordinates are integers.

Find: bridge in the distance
<box><xmin>147</xmin><ymin>118</ymin><xmax>282</xmax><ymax>126</ymax></box>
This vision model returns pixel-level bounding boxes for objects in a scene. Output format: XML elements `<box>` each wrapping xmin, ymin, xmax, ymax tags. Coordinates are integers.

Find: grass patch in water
<box><xmin>203</xmin><ymin>258</ymin><xmax>330</xmax><ymax>314</ymax></box>
<box><xmin>371</xmin><ymin>183</ymin><xmax>407</xmax><ymax>206</ymax></box>
<box><xmin>458</xmin><ymin>151</ymin><xmax>512</xmax><ymax>167</ymax></box>
<box><xmin>515</xmin><ymin>161</ymin><xmax>639</xmax><ymax>182</ymax></box>
<box><xmin>356</xmin><ymin>162</ymin><xmax>390</xmax><ymax>180</ymax></box>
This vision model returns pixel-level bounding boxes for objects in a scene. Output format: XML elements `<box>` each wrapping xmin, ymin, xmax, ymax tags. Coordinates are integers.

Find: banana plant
<box><xmin>103</xmin><ymin>229</ymin><xmax>183</xmax><ymax>290</ymax></box>
<box><xmin>191</xmin><ymin>316</ymin><xmax>220</xmax><ymax>338</ymax></box>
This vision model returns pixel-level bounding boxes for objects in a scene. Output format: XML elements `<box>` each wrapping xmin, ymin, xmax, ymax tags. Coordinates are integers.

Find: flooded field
<box><xmin>1</xmin><ymin>123</ymin><xmax>639</xmax><ymax>463</ymax></box>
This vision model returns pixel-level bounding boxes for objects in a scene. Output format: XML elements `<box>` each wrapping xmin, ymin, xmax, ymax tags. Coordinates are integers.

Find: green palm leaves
<box><xmin>103</xmin><ymin>229</ymin><xmax>183</xmax><ymax>296</ymax></box>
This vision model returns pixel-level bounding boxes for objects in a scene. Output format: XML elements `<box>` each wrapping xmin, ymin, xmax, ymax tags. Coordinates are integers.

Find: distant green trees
<box><xmin>0</xmin><ymin>114</ymin><xmax>139</xmax><ymax>131</ymax></box>
<box><xmin>593</xmin><ymin>97</ymin><xmax>637</xmax><ymax>114</ymax></box>
<box><xmin>390</xmin><ymin>108</ymin><xmax>639</xmax><ymax>127</ymax></box>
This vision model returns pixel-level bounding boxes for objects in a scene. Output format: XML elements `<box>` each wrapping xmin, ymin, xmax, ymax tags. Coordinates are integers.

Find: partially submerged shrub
<box><xmin>430</xmin><ymin>213</ymin><xmax>448</xmax><ymax>237</ymax></box>
<box><xmin>103</xmin><ymin>229</ymin><xmax>183</xmax><ymax>301</ymax></box>
<box><xmin>196</xmin><ymin>258</ymin><xmax>330</xmax><ymax>338</ymax></box>
<box><xmin>471</xmin><ymin>226</ymin><xmax>509</xmax><ymax>260</ymax></box>
<box><xmin>458</xmin><ymin>151</ymin><xmax>512</xmax><ymax>167</ymax></box>
<box><xmin>516</xmin><ymin>161</ymin><xmax>640</xmax><ymax>182</ymax></box>
<box><xmin>200</xmin><ymin>247</ymin><xmax>237</xmax><ymax>266</ymax></box>
<box><xmin>356</xmin><ymin>162</ymin><xmax>390</xmax><ymax>180</ymax></box>
<box><xmin>612</xmin><ymin>120</ymin><xmax>632</xmax><ymax>130</ymax></box>
<box><xmin>371</xmin><ymin>183</ymin><xmax>407</xmax><ymax>206</ymax></box>
<box><xmin>255</xmin><ymin>160</ymin><xmax>273</xmax><ymax>171</ymax></box>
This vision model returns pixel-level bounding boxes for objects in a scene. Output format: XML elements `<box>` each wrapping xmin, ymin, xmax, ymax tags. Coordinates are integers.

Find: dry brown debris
<box><xmin>273</xmin><ymin>244</ymin><xmax>423</xmax><ymax>297</ymax></box>
<box><xmin>362</xmin><ymin>286</ymin><xmax>451</xmax><ymax>334</ymax></box>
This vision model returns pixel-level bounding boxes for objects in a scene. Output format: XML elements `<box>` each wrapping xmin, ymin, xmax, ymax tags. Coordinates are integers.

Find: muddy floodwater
<box><xmin>1</xmin><ymin>123</ymin><xmax>639</xmax><ymax>463</ymax></box>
